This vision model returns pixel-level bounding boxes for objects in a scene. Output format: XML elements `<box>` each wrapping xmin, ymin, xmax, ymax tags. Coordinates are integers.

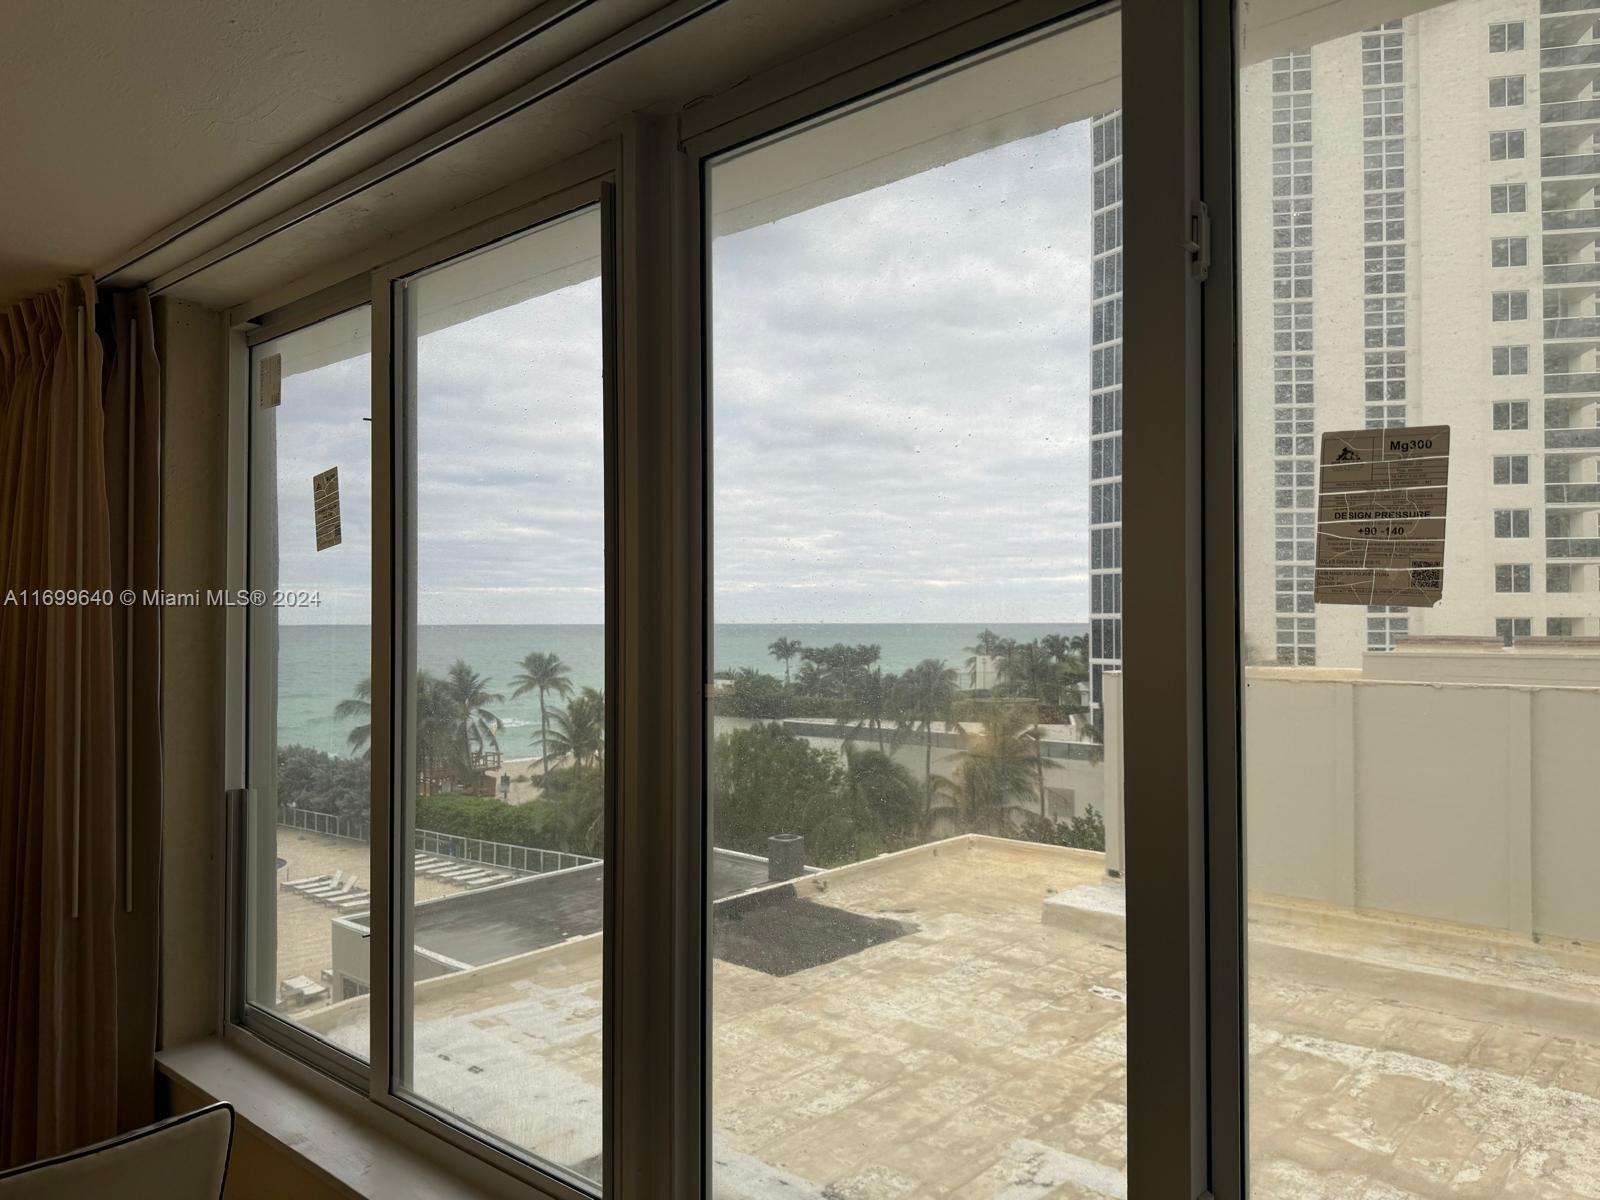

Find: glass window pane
<box><xmin>318</xmin><ymin>211</ymin><xmax>606</xmax><ymax>1179</ymax></box>
<box><xmin>247</xmin><ymin>307</ymin><xmax>372</xmax><ymax>1057</ymax></box>
<box><xmin>1241</xmin><ymin>4</ymin><xmax>1600</xmax><ymax>1196</ymax></box>
<box><xmin>708</xmin><ymin>13</ymin><xmax>1123</xmax><ymax>1197</ymax></box>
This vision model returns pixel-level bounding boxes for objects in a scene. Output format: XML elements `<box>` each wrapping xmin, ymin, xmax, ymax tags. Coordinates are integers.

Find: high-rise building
<box><xmin>1088</xmin><ymin>110</ymin><xmax>1123</xmax><ymax>708</ymax></box>
<box><xmin>1225</xmin><ymin>3</ymin><xmax>1600</xmax><ymax>665</ymax></box>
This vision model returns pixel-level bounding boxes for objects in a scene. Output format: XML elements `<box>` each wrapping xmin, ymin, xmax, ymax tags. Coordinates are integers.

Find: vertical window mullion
<box><xmin>612</xmin><ymin>117</ymin><xmax>706</xmax><ymax>1200</ymax></box>
<box><xmin>1122</xmin><ymin>0</ymin><xmax>1221</xmax><ymax>1197</ymax></box>
<box><xmin>368</xmin><ymin>272</ymin><xmax>398</xmax><ymax>1105</ymax></box>
<box><xmin>1201</xmin><ymin>0</ymin><xmax>1244</xmax><ymax>1193</ymax></box>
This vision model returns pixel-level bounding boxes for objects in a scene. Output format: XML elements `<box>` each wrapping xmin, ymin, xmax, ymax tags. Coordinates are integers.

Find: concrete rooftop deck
<box><xmin>271</xmin><ymin>829</ymin><xmax>482</xmax><ymax>1017</ymax></box>
<box><xmin>302</xmin><ymin>836</ymin><xmax>1600</xmax><ymax>1198</ymax></box>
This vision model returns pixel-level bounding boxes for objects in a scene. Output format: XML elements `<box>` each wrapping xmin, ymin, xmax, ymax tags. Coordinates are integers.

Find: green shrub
<box><xmin>1015</xmin><ymin>806</ymin><xmax>1106</xmax><ymax>852</ymax></box>
<box><xmin>277</xmin><ymin>744</ymin><xmax>370</xmax><ymax>822</ymax></box>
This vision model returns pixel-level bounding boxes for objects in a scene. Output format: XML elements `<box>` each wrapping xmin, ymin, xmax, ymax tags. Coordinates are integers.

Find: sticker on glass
<box><xmin>1315</xmin><ymin>426</ymin><xmax>1449</xmax><ymax>607</ymax></box>
<box><xmin>312</xmin><ymin>467</ymin><xmax>342</xmax><ymax>551</ymax></box>
<box><xmin>258</xmin><ymin>353</ymin><xmax>282</xmax><ymax>410</ymax></box>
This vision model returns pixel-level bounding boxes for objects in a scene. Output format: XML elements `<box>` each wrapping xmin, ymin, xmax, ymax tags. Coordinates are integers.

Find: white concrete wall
<box><xmin>1242</xmin><ymin>670</ymin><xmax>1600</xmax><ymax>942</ymax></box>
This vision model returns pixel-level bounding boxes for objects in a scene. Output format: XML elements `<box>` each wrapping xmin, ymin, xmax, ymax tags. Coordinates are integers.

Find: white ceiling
<box><xmin>0</xmin><ymin>0</ymin><xmax>534</xmax><ymax>308</ymax></box>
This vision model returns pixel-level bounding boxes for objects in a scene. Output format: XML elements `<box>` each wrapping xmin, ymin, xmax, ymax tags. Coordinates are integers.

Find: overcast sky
<box><xmin>271</xmin><ymin>118</ymin><xmax>1093</xmax><ymax>626</ymax></box>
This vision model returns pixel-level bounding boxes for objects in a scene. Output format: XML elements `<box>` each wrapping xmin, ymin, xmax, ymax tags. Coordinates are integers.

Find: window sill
<box><xmin>156</xmin><ymin>1034</ymin><xmax>546</xmax><ymax>1200</ymax></box>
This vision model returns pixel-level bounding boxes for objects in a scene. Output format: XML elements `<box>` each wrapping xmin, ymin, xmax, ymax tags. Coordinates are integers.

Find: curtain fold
<box><xmin>0</xmin><ymin>276</ymin><xmax>162</xmax><ymax>1167</ymax></box>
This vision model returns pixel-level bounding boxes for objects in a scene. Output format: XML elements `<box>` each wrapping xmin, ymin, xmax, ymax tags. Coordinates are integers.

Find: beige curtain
<box><xmin>0</xmin><ymin>276</ymin><xmax>162</xmax><ymax>1167</ymax></box>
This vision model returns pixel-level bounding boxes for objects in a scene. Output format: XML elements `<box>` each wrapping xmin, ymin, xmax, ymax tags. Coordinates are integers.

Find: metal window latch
<box><xmin>1184</xmin><ymin>199</ymin><xmax>1212</xmax><ymax>282</ymax></box>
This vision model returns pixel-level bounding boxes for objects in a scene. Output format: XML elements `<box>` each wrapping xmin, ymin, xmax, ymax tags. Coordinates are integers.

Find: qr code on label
<box><xmin>1410</xmin><ymin>568</ymin><xmax>1442</xmax><ymax>591</ymax></box>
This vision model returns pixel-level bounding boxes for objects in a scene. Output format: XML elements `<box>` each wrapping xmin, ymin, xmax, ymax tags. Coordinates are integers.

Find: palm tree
<box><xmin>509</xmin><ymin>651</ymin><xmax>574</xmax><ymax>782</ymax></box>
<box><xmin>997</xmin><ymin>640</ymin><xmax>1065</xmax><ymax>708</ymax></box>
<box><xmin>415</xmin><ymin>671</ymin><xmax>454</xmax><ymax>791</ymax></box>
<box><xmin>334</xmin><ymin>677</ymin><xmax>373</xmax><ymax>761</ymax></box>
<box><xmin>439</xmin><ymin>660</ymin><xmax>504</xmax><ymax>780</ymax></box>
<box><xmin>847</xmin><ymin>663</ymin><xmax>894</xmax><ymax>753</ymax></box>
<box><xmin>840</xmin><ymin>744</ymin><xmax>921</xmax><ymax>849</ymax></box>
<box><xmin>767</xmin><ymin>636</ymin><xmax>802</xmax><ymax>687</ymax></box>
<box><xmin>946</xmin><ymin>708</ymin><xmax>1038</xmax><ymax>835</ymax></box>
<box><xmin>963</xmin><ymin>628</ymin><xmax>1013</xmax><ymax>689</ymax></box>
<box><xmin>547</xmin><ymin>687</ymin><xmax>605</xmax><ymax>769</ymax></box>
<box><xmin>899</xmin><ymin>658</ymin><xmax>957</xmax><ymax>819</ymax></box>
<box><xmin>1041</xmin><ymin>633</ymin><xmax>1071</xmax><ymax>663</ymax></box>
<box><xmin>1021</xmin><ymin>719</ymin><xmax>1063</xmax><ymax>821</ymax></box>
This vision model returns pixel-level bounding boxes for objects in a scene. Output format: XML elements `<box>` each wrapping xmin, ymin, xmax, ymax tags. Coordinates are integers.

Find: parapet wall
<box><xmin>1242</xmin><ymin>671</ymin><xmax>1600</xmax><ymax>943</ymax></box>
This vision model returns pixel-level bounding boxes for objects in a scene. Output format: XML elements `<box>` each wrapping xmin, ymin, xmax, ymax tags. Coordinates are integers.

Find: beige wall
<box><xmin>156</xmin><ymin>297</ymin><xmax>228</xmax><ymax>1047</ymax></box>
<box><xmin>165</xmin><ymin>1078</ymin><xmax>351</xmax><ymax>1200</ymax></box>
<box><xmin>1243</xmin><ymin>669</ymin><xmax>1600</xmax><ymax>942</ymax></box>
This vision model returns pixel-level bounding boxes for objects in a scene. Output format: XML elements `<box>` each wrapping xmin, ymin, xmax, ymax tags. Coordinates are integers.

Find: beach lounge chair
<box><xmin>296</xmin><ymin>870</ymin><xmax>346</xmax><ymax>897</ymax></box>
<box><xmin>336</xmin><ymin>893</ymin><xmax>370</xmax><ymax>912</ymax></box>
<box><xmin>317</xmin><ymin>876</ymin><xmax>359</xmax><ymax>904</ymax></box>
<box><xmin>465</xmin><ymin>872</ymin><xmax>509</xmax><ymax>888</ymax></box>
<box><xmin>282</xmin><ymin>870</ymin><xmax>332</xmax><ymax>890</ymax></box>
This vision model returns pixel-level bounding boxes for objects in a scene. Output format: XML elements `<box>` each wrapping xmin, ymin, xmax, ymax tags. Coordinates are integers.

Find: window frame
<box><xmin>1493</xmin><ymin>400</ymin><xmax>1530</xmax><ymax>429</ymax></box>
<box><xmin>1489</xmin><ymin>128</ymin><xmax>1526</xmax><ymax>160</ymax></box>
<box><xmin>1489</xmin><ymin>182</ymin><xmax>1526</xmax><ymax>213</ymax></box>
<box><xmin>371</xmin><ymin>178</ymin><xmax>617</xmax><ymax>1199</ymax></box>
<box><xmin>225</xmin><ymin>168</ymin><xmax>621</xmax><ymax>1200</ymax></box>
<box><xmin>217</xmin><ymin>2</ymin><xmax>1234</xmax><ymax>1198</ymax></box>
<box><xmin>682</xmin><ymin>2</ymin><xmax>1231</xmax><ymax>1195</ymax></box>
<box><xmin>233</xmin><ymin>289</ymin><xmax>376</xmax><ymax>1095</ymax></box>
<box><xmin>1488</xmin><ymin>74</ymin><xmax>1525</xmax><ymax>107</ymax></box>
<box><xmin>1491</xmin><ymin>290</ymin><xmax>1528</xmax><ymax>321</ymax></box>
<box><xmin>1488</xmin><ymin>21</ymin><xmax>1524</xmax><ymax>52</ymax></box>
<box><xmin>1492</xmin><ymin>343</ymin><xmax>1529</xmax><ymax>374</ymax></box>
<box><xmin>1491</xmin><ymin>235</ymin><xmax>1528</xmax><ymax>266</ymax></box>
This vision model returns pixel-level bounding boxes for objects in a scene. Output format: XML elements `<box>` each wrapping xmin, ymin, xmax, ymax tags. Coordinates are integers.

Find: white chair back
<box><xmin>0</xmin><ymin>1103</ymin><xmax>233</xmax><ymax>1200</ymax></box>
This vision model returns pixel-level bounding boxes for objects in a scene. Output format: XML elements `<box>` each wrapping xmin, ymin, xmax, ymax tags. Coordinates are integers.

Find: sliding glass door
<box><xmin>1239</xmin><ymin>2</ymin><xmax>1600</xmax><ymax>1196</ymax></box>
<box><xmin>705</xmin><ymin>9</ymin><xmax>1129</xmax><ymax>1195</ymax></box>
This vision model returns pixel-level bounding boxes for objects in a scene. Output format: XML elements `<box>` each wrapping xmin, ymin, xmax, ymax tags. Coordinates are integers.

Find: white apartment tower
<box><xmin>1230</xmin><ymin>1</ymin><xmax>1600</xmax><ymax>665</ymax></box>
<box><xmin>1088</xmin><ymin>110</ymin><xmax>1123</xmax><ymax>709</ymax></box>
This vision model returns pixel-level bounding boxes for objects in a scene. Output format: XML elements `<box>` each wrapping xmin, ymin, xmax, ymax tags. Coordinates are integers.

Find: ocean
<box><xmin>276</xmin><ymin>622</ymin><xmax>1087</xmax><ymax>756</ymax></box>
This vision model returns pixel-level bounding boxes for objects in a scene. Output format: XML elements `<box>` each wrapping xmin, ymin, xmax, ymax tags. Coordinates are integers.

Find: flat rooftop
<box><xmin>303</xmin><ymin>837</ymin><xmax>1600</xmax><ymax>1198</ymax></box>
<box><xmin>361</xmin><ymin>849</ymin><xmax>776</xmax><ymax>969</ymax></box>
<box><xmin>272</xmin><ymin>828</ymin><xmax>481</xmax><ymax>1008</ymax></box>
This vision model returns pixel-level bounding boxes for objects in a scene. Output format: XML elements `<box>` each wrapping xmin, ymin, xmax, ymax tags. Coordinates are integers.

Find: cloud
<box><xmin>271</xmin><ymin>117</ymin><xmax>1094</xmax><ymax>627</ymax></box>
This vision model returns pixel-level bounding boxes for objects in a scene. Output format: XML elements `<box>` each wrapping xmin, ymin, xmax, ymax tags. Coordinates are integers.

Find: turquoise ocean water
<box><xmin>276</xmin><ymin>623</ymin><xmax>1086</xmax><ymax>756</ymax></box>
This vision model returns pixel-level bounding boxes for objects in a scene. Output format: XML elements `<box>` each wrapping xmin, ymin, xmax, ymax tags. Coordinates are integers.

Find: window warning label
<box><xmin>1314</xmin><ymin>425</ymin><xmax>1449</xmax><ymax>607</ymax></box>
<box><xmin>312</xmin><ymin>467</ymin><xmax>342</xmax><ymax>551</ymax></box>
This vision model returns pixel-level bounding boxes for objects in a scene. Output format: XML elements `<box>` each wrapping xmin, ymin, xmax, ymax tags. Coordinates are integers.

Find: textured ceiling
<box><xmin>0</xmin><ymin>0</ymin><xmax>533</xmax><ymax>307</ymax></box>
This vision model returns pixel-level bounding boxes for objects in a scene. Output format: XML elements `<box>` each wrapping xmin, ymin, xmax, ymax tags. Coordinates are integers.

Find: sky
<box><xmin>268</xmin><ymin>117</ymin><xmax>1094</xmax><ymax>626</ymax></box>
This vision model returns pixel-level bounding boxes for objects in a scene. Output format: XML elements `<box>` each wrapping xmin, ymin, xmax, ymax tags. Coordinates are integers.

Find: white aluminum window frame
<box><xmin>226</xmin><ymin>165</ymin><xmax>619</xmax><ymax>1200</ymax></box>
<box><xmin>1494</xmin><ymin>400</ymin><xmax>1531</xmax><ymax>429</ymax></box>
<box><xmin>1495</xmin><ymin>453</ymin><xmax>1532</xmax><ymax>484</ymax></box>
<box><xmin>1489</xmin><ymin>21</ymin><xmax>1524</xmax><ymax>53</ymax></box>
<box><xmin>1495</xmin><ymin>508</ymin><xmax>1532</xmax><ymax>537</ymax></box>
<box><xmin>1493</xmin><ymin>344</ymin><xmax>1530</xmax><ymax>374</ymax></box>
<box><xmin>1492</xmin><ymin>235</ymin><xmax>1529</xmax><ymax>266</ymax></box>
<box><xmin>1492</xmin><ymin>290</ymin><xmax>1529</xmax><ymax>321</ymax></box>
<box><xmin>216</xmin><ymin>1</ymin><xmax>1242</xmax><ymax>1197</ymax></box>
<box><xmin>1488</xmin><ymin>75</ymin><xmax>1525</xmax><ymax>107</ymax></box>
<box><xmin>1490</xmin><ymin>128</ymin><xmax>1527</xmax><ymax>159</ymax></box>
<box><xmin>1490</xmin><ymin>182</ymin><xmax>1527</xmax><ymax>213</ymax></box>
